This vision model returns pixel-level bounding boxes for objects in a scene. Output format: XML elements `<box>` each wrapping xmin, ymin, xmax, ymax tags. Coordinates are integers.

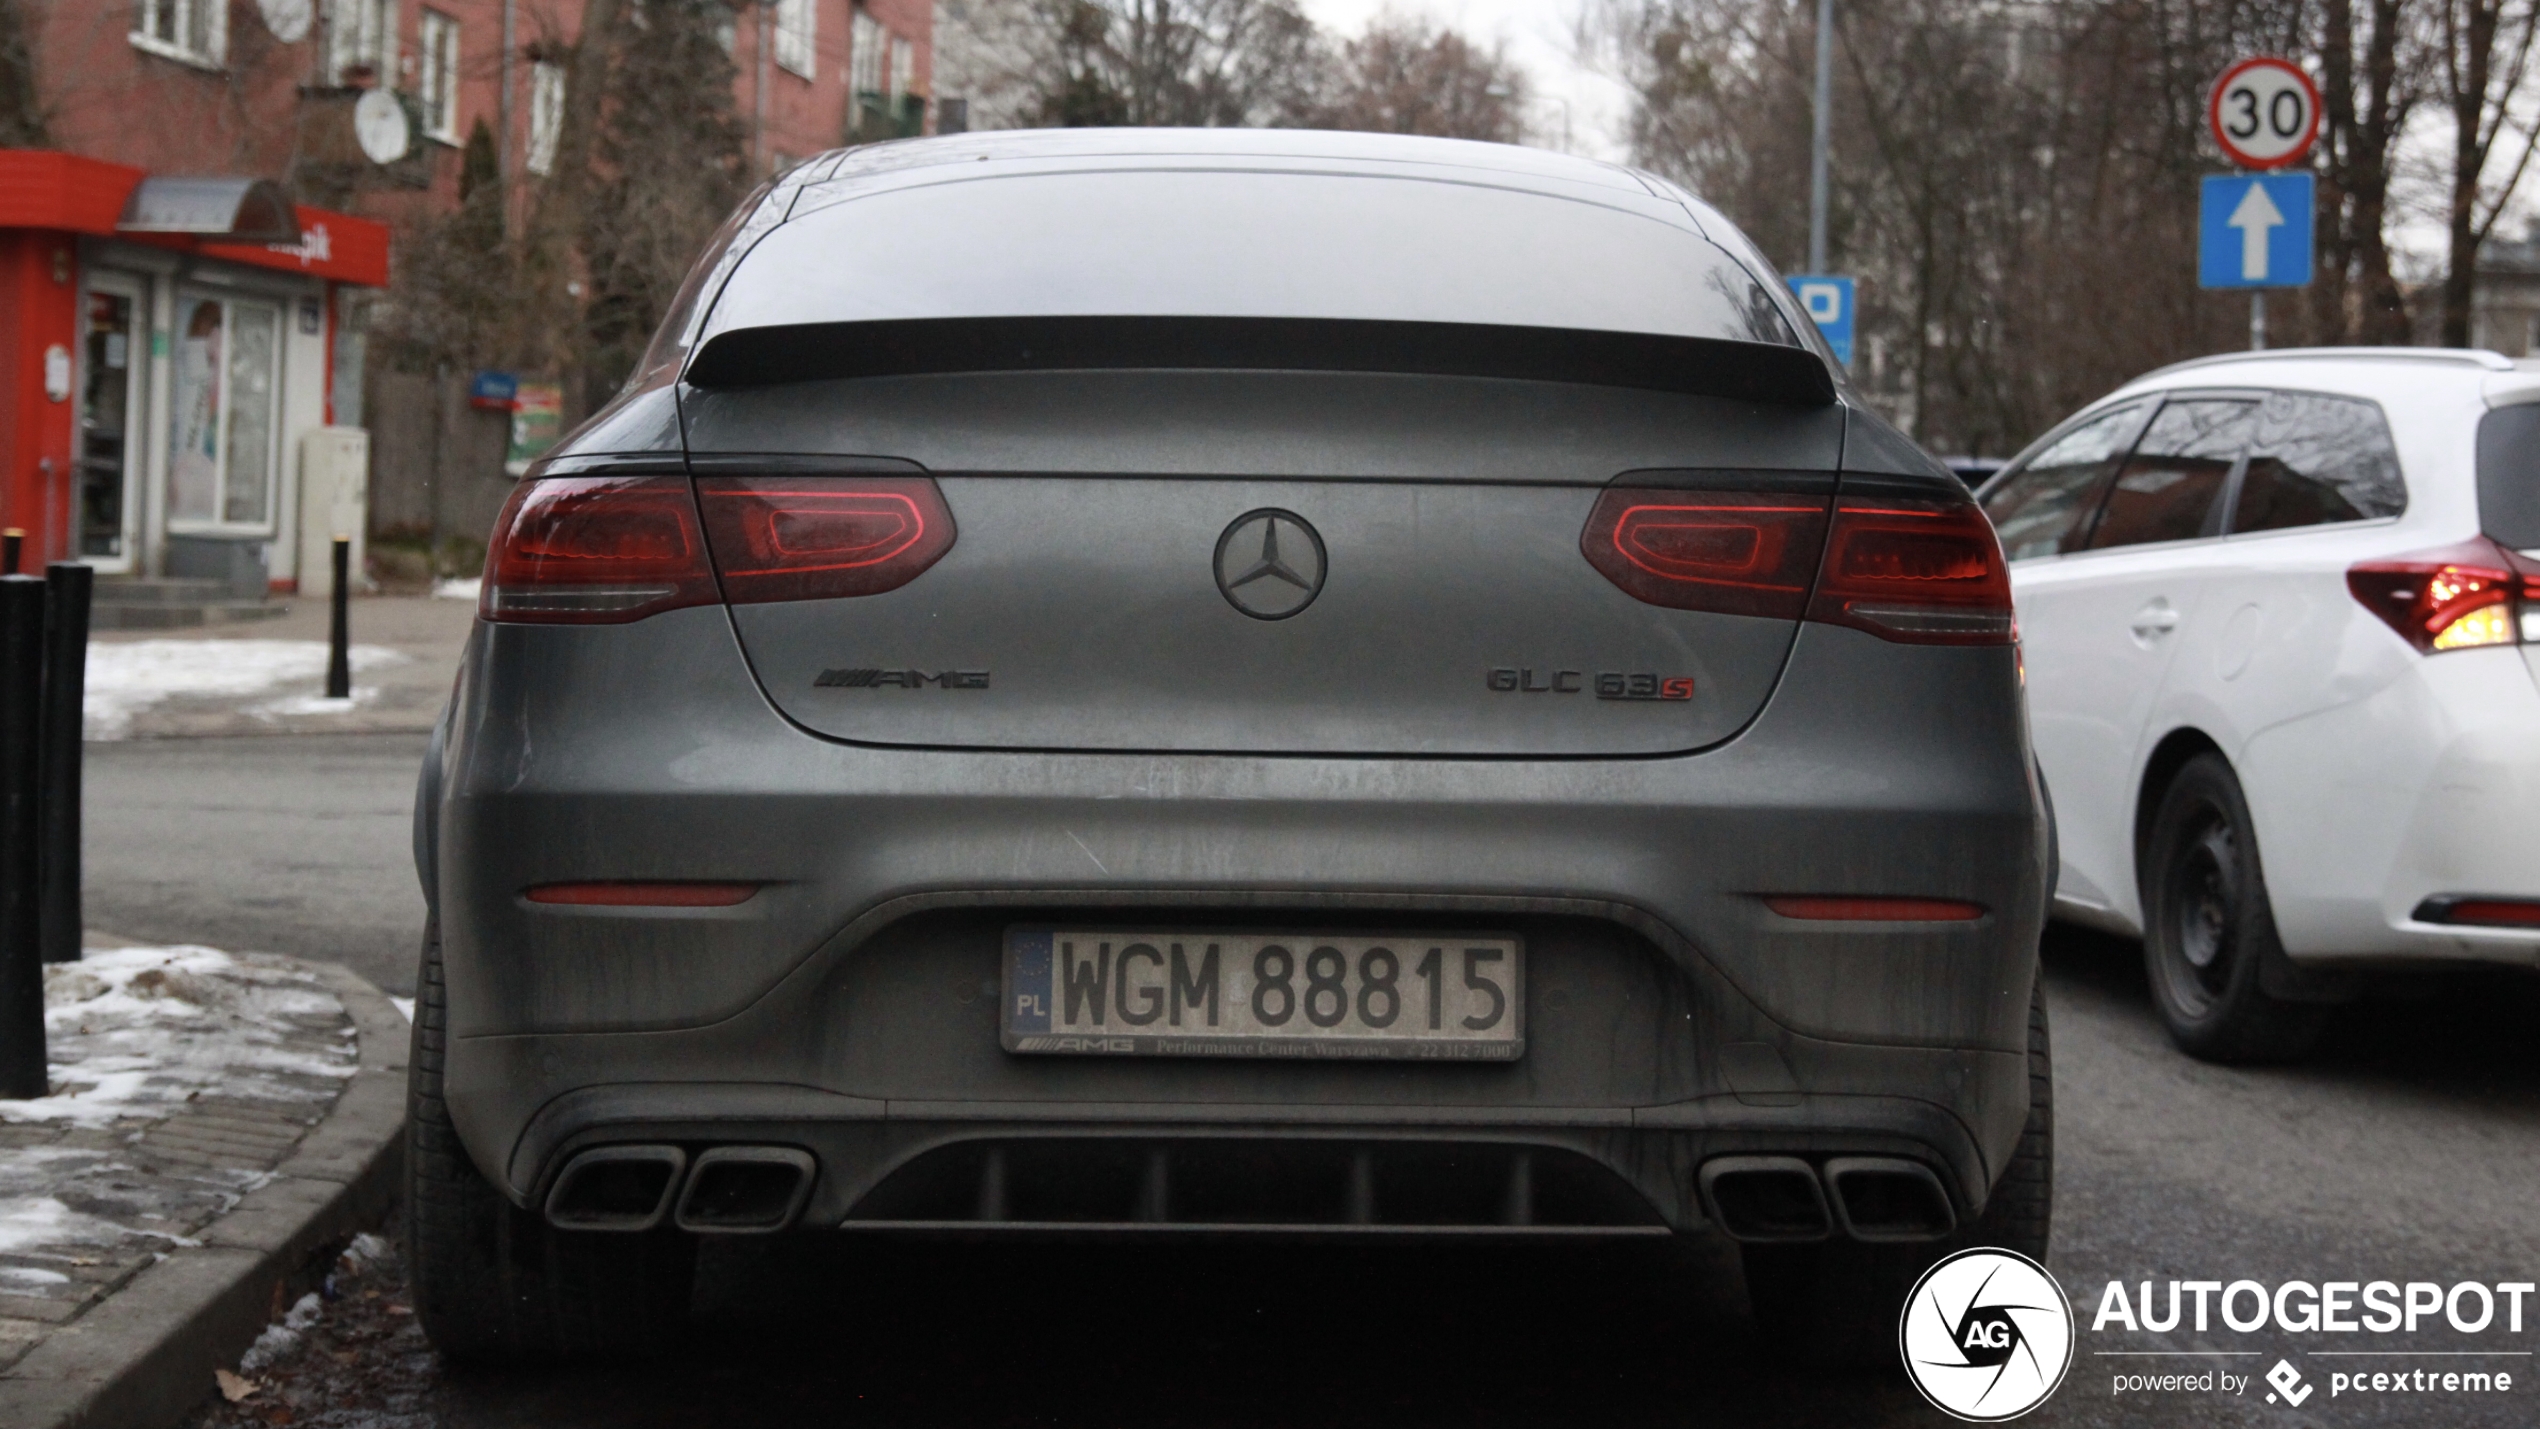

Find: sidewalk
<box><xmin>87</xmin><ymin>592</ymin><xmax>477</xmax><ymax>741</ymax></box>
<box><xmin>0</xmin><ymin>934</ymin><xmax>407</xmax><ymax>1429</ymax></box>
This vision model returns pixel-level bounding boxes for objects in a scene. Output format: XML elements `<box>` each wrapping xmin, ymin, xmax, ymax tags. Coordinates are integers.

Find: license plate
<box><xmin>1002</xmin><ymin>928</ymin><xmax>1524</xmax><ymax>1060</ymax></box>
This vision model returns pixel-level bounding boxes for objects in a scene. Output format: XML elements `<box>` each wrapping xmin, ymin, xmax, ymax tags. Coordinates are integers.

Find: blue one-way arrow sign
<box><xmin>2199</xmin><ymin>173</ymin><xmax>2314</xmax><ymax>288</ymax></box>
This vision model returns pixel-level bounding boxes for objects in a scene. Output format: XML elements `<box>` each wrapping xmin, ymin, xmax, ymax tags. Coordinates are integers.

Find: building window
<box><xmin>850</xmin><ymin>10</ymin><xmax>885</xmax><ymax>101</ymax></box>
<box><xmin>167</xmin><ymin>295</ymin><xmax>284</xmax><ymax>532</ymax></box>
<box><xmin>418</xmin><ymin>10</ymin><xmax>460</xmax><ymax>142</ymax></box>
<box><xmin>132</xmin><ymin>0</ymin><xmax>227</xmax><ymax>67</ymax></box>
<box><xmin>327</xmin><ymin>0</ymin><xmax>398</xmax><ymax>84</ymax></box>
<box><xmin>528</xmin><ymin>61</ymin><xmax>566</xmax><ymax>175</ymax></box>
<box><xmin>775</xmin><ymin>0</ymin><xmax>815</xmax><ymax>78</ymax></box>
<box><xmin>889</xmin><ymin>34</ymin><xmax>912</xmax><ymax>103</ymax></box>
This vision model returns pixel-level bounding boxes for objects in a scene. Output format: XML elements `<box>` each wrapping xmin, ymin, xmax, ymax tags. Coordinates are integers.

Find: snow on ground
<box><xmin>0</xmin><ymin>945</ymin><xmax>357</xmax><ymax>1128</ymax></box>
<box><xmin>83</xmin><ymin>640</ymin><xmax>406</xmax><ymax>739</ymax></box>
<box><xmin>432</xmin><ymin>577</ymin><xmax>481</xmax><ymax>602</ymax></box>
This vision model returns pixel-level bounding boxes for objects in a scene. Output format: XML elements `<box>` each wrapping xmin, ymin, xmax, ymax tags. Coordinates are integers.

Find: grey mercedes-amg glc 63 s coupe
<box><xmin>407</xmin><ymin>128</ymin><xmax>2052</xmax><ymax>1367</ymax></box>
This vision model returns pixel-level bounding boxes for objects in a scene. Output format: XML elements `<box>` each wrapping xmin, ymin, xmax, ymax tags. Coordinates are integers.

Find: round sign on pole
<box><xmin>353</xmin><ymin>89</ymin><xmax>412</xmax><ymax>166</ymax></box>
<box><xmin>2209</xmin><ymin>57</ymin><xmax>2321</xmax><ymax>169</ymax></box>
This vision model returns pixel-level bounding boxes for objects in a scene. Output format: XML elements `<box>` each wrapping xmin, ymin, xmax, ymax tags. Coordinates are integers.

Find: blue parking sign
<box><xmin>2199</xmin><ymin>174</ymin><xmax>2314</xmax><ymax>289</ymax></box>
<box><xmin>1787</xmin><ymin>275</ymin><xmax>1855</xmax><ymax>366</ymax></box>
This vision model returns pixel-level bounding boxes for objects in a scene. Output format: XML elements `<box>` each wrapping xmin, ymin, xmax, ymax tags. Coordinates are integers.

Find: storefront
<box><xmin>0</xmin><ymin>151</ymin><xmax>387</xmax><ymax>597</ymax></box>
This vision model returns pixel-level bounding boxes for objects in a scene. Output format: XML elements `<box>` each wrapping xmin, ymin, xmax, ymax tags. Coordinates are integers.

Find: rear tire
<box><xmin>2138</xmin><ymin>753</ymin><xmax>2331</xmax><ymax>1063</ymax></box>
<box><xmin>406</xmin><ymin>917</ymin><xmax>696</xmax><ymax>1365</ymax></box>
<box><xmin>1741</xmin><ymin>977</ymin><xmax>2053</xmax><ymax>1368</ymax></box>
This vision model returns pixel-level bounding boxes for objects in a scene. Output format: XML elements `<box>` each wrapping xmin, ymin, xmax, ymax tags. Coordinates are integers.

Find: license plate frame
<box><xmin>1001</xmin><ymin>926</ymin><xmax>1525</xmax><ymax>1061</ymax></box>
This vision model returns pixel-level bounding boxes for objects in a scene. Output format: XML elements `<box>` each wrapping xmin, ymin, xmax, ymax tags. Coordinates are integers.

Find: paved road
<box><xmin>100</xmin><ymin>736</ymin><xmax>2540</xmax><ymax>1425</ymax></box>
<box><xmin>85</xmin><ymin>732</ymin><xmax>431</xmax><ymax>995</ymax></box>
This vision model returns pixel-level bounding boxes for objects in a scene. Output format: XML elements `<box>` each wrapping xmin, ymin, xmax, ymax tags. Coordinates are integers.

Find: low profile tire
<box><xmin>1742</xmin><ymin>977</ymin><xmax>2053</xmax><ymax>1369</ymax></box>
<box><xmin>406</xmin><ymin>917</ymin><xmax>696</xmax><ymax>1365</ymax></box>
<box><xmin>2139</xmin><ymin>753</ymin><xmax>2331</xmax><ymax>1064</ymax></box>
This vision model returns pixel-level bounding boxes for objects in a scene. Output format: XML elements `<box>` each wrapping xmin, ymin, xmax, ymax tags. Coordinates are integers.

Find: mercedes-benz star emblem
<box><xmin>1213</xmin><ymin>509</ymin><xmax>1327</xmax><ymax>620</ymax></box>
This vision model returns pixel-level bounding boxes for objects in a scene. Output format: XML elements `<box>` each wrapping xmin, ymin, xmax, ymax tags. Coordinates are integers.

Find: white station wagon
<box><xmin>1980</xmin><ymin>348</ymin><xmax>2540</xmax><ymax>1061</ymax></box>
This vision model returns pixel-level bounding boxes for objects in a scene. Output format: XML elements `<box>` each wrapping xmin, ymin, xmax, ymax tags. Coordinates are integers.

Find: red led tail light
<box><xmin>480</xmin><ymin>477</ymin><xmax>721</xmax><ymax>624</ymax></box>
<box><xmin>2348</xmin><ymin>538</ymin><xmax>2537</xmax><ymax>654</ymax></box>
<box><xmin>1580</xmin><ymin>487</ymin><xmax>2015</xmax><ymax>644</ymax></box>
<box><xmin>1808</xmin><ymin>500</ymin><xmax>2016</xmax><ymax>645</ymax></box>
<box><xmin>695</xmin><ymin>477</ymin><xmax>957</xmax><ymax>604</ymax></box>
<box><xmin>1579</xmin><ymin>489</ymin><xmax>1829</xmax><ymax>619</ymax></box>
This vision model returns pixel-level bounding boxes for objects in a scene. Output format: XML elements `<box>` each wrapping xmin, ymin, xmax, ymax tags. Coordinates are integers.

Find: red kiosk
<box><xmin>0</xmin><ymin>150</ymin><xmax>387</xmax><ymax>602</ymax></box>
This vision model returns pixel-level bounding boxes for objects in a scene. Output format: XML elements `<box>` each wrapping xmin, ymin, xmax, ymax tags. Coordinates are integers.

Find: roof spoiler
<box><xmin>682</xmin><ymin>315</ymin><xmax>1837</xmax><ymax>407</ymax></box>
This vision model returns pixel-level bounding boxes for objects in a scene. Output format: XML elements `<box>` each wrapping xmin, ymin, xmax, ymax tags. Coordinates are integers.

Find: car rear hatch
<box><xmin>682</xmin><ymin>360</ymin><xmax>1847</xmax><ymax>757</ymax></box>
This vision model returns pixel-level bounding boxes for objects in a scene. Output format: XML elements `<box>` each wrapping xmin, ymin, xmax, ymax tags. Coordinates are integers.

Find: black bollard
<box><xmin>326</xmin><ymin>537</ymin><xmax>351</xmax><ymax>700</ymax></box>
<box><xmin>38</xmin><ymin>563</ymin><xmax>90</xmax><ymax>965</ymax></box>
<box><xmin>0</xmin><ymin>530</ymin><xmax>20</xmax><ymax>575</ymax></box>
<box><xmin>0</xmin><ymin>576</ymin><xmax>48</xmax><ymax>1098</ymax></box>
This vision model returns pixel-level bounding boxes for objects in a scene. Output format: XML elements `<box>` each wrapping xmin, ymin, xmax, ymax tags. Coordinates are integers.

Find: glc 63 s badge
<box><xmin>1486</xmin><ymin>668</ymin><xmax>1694</xmax><ymax>701</ymax></box>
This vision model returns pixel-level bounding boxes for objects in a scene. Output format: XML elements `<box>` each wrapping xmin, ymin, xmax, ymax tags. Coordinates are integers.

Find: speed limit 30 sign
<box><xmin>2210</xmin><ymin>56</ymin><xmax>2322</xmax><ymax>169</ymax></box>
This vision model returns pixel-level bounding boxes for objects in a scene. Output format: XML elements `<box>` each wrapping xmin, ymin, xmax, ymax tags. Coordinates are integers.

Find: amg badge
<box><xmin>815</xmin><ymin>668</ymin><xmax>990</xmax><ymax>690</ymax></box>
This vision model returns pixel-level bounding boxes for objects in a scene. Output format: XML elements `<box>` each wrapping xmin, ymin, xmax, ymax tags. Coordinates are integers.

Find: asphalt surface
<box><xmin>85</xmin><ymin>732</ymin><xmax>431</xmax><ymax>996</ymax></box>
<box><xmin>98</xmin><ymin>733</ymin><xmax>2540</xmax><ymax>1426</ymax></box>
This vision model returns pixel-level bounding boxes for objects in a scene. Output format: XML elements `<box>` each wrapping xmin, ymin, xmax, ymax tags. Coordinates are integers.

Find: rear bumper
<box><xmin>428</xmin><ymin>608</ymin><xmax>2049</xmax><ymax>1229</ymax></box>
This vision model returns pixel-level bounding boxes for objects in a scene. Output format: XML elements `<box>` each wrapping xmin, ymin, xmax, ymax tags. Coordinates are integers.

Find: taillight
<box><xmin>481</xmin><ymin>477</ymin><xmax>720</xmax><ymax>624</ymax></box>
<box><xmin>2348</xmin><ymin>538</ymin><xmax>2539</xmax><ymax>654</ymax></box>
<box><xmin>1580</xmin><ymin>488</ymin><xmax>2015</xmax><ymax>644</ymax></box>
<box><xmin>695</xmin><ymin>477</ymin><xmax>956</xmax><ymax>603</ymax></box>
<box><xmin>1808</xmin><ymin>500</ymin><xmax>2016</xmax><ymax>644</ymax></box>
<box><xmin>1579</xmin><ymin>489</ymin><xmax>1828</xmax><ymax>619</ymax></box>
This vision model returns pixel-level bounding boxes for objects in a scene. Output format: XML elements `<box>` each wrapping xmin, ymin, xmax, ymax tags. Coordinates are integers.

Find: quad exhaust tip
<box><xmin>1823</xmin><ymin>1156</ymin><xmax>1957</xmax><ymax>1242</ymax></box>
<box><xmin>1698</xmin><ymin>1155</ymin><xmax>1832</xmax><ymax>1242</ymax></box>
<box><xmin>1699</xmin><ymin>1155</ymin><xmax>1958</xmax><ymax>1244</ymax></box>
<box><xmin>545</xmin><ymin>1145</ymin><xmax>687</xmax><ymax>1231</ymax></box>
<box><xmin>544</xmin><ymin>1144</ymin><xmax>818</xmax><ymax>1233</ymax></box>
<box><xmin>674</xmin><ymin>1146</ymin><xmax>818</xmax><ymax>1234</ymax></box>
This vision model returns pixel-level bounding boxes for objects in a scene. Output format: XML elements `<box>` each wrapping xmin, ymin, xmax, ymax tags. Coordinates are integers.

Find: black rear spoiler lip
<box><xmin>681</xmin><ymin>315</ymin><xmax>1838</xmax><ymax>408</ymax></box>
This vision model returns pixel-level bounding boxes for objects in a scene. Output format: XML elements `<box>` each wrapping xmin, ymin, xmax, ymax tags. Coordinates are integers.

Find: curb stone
<box><xmin>0</xmin><ymin>959</ymin><xmax>409</xmax><ymax>1429</ymax></box>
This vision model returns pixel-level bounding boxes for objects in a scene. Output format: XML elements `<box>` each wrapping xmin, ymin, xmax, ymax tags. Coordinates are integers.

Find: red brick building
<box><xmin>4</xmin><ymin>0</ymin><xmax>935</xmax><ymax>593</ymax></box>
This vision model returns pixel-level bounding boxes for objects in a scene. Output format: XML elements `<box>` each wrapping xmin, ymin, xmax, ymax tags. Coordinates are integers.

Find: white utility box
<box><xmin>297</xmin><ymin>426</ymin><xmax>370</xmax><ymax>598</ymax></box>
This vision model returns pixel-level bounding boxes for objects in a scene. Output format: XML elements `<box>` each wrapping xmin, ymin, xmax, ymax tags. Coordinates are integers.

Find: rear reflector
<box><xmin>1763</xmin><ymin>896</ymin><xmax>1985</xmax><ymax>922</ymax></box>
<box><xmin>1581</xmin><ymin>489</ymin><xmax>2014</xmax><ymax>644</ymax></box>
<box><xmin>696</xmin><ymin>476</ymin><xmax>957</xmax><ymax>603</ymax></box>
<box><xmin>2348</xmin><ymin>538</ymin><xmax>2537</xmax><ymax>654</ymax></box>
<box><xmin>2411</xmin><ymin>895</ymin><xmax>2540</xmax><ymax>928</ymax></box>
<box><xmin>525</xmin><ymin>882</ymin><xmax>761</xmax><ymax>907</ymax></box>
<box><xmin>480</xmin><ymin>477</ymin><xmax>720</xmax><ymax>624</ymax></box>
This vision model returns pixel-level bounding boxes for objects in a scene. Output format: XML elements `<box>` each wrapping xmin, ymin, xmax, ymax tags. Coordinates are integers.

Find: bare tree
<box><xmin>1314</xmin><ymin>16</ymin><xmax>1530</xmax><ymax>142</ymax></box>
<box><xmin>2315</xmin><ymin>0</ymin><xmax>2420</xmax><ymax>343</ymax></box>
<box><xmin>2431</xmin><ymin>0</ymin><xmax>2540</xmax><ymax>343</ymax></box>
<box><xmin>0</xmin><ymin>0</ymin><xmax>48</xmax><ymax>147</ymax></box>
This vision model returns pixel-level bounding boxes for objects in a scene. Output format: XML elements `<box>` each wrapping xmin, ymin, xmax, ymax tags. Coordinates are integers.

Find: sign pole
<box><xmin>2251</xmin><ymin>291</ymin><xmax>2266</xmax><ymax>351</ymax></box>
<box><xmin>1808</xmin><ymin>0</ymin><xmax>1834</xmax><ymax>274</ymax></box>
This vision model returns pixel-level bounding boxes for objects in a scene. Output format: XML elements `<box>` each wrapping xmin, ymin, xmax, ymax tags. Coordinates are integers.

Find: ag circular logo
<box><xmin>1900</xmin><ymin>1247</ymin><xmax>2075</xmax><ymax>1421</ymax></box>
<box><xmin>1213</xmin><ymin>509</ymin><xmax>1326</xmax><ymax>620</ymax></box>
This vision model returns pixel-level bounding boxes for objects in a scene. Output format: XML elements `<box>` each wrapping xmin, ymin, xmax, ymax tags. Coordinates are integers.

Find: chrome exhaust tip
<box><xmin>673</xmin><ymin>1146</ymin><xmax>817</xmax><ymax>1233</ymax></box>
<box><xmin>1822</xmin><ymin>1157</ymin><xmax>1958</xmax><ymax>1242</ymax></box>
<box><xmin>1698</xmin><ymin>1155</ymin><xmax>1833</xmax><ymax>1242</ymax></box>
<box><xmin>545</xmin><ymin>1145</ymin><xmax>687</xmax><ymax>1231</ymax></box>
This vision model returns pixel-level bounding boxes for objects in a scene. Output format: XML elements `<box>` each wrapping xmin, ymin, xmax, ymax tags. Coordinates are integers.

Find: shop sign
<box><xmin>505</xmin><ymin>383</ymin><xmax>564</xmax><ymax>476</ymax></box>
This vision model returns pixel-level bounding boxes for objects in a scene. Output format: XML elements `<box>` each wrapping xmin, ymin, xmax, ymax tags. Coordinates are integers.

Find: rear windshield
<box><xmin>2478</xmin><ymin>404</ymin><xmax>2540</xmax><ymax>549</ymax></box>
<box><xmin>698</xmin><ymin>170</ymin><xmax>1806</xmax><ymax>350</ymax></box>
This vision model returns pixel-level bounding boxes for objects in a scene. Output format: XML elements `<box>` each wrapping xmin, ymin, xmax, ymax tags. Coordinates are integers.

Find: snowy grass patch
<box><xmin>84</xmin><ymin>640</ymin><xmax>405</xmax><ymax>739</ymax></box>
<box><xmin>0</xmin><ymin>945</ymin><xmax>356</xmax><ymax>1128</ymax></box>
